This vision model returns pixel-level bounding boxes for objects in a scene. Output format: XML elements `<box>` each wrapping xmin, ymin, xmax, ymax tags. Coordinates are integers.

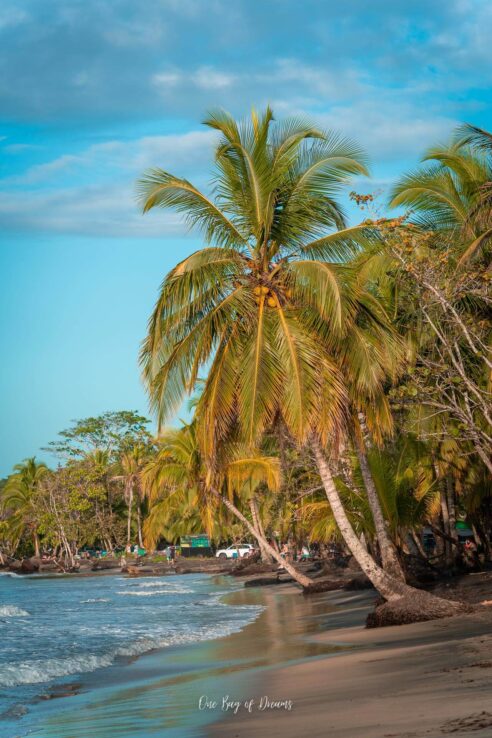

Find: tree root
<box><xmin>366</xmin><ymin>591</ymin><xmax>475</xmax><ymax>628</ymax></box>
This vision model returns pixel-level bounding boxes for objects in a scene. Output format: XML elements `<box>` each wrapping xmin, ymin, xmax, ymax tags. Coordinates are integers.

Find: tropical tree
<box><xmin>113</xmin><ymin>443</ymin><xmax>150</xmax><ymax>548</ymax></box>
<box><xmin>389</xmin><ymin>134</ymin><xmax>492</xmax><ymax>266</ymax></box>
<box><xmin>143</xmin><ymin>423</ymin><xmax>314</xmax><ymax>587</ymax></box>
<box><xmin>45</xmin><ymin>411</ymin><xmax>152</xmax><ymax>462</ymax></box>
<box><xmin>1</xmin><ymin>458</ymin><xmax>48</xmax><ymax>556</ymax></box>
<box><xmin>143</xmin><ymin>424</ymin><xmax>221</xmax><ymax>548</ymax></box>
<box><xmin>137</xmin><ymin>108</ymin><xmax>460</xmax><ymax>608</ymax></box>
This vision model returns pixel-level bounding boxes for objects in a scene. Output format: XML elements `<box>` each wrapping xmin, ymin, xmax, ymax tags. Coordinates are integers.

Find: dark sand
<box><xmin>209</xmin><ymin>583</ymin><xmax>492</xmax><ymax>738</ymax></box>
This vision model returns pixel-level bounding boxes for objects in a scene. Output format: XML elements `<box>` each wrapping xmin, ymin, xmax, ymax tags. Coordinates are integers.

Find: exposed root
<box><xmin>366</xmin><ymin>591</ymin><xmax>474</xmax><ymax>628</ymax></box>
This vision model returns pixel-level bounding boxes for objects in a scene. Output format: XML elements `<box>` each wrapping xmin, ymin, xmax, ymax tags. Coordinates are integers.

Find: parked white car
<box><xmin>215</xmin><ymin>543</ymin><xmax>255</xmax><ymax>559</ymax></box>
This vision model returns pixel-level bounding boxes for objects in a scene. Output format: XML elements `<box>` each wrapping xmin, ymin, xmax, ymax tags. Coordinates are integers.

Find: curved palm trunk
<box><xmin>211</xmin><ymin>488</ymin><xmax>313</xmax><ymax>589</ymax></box>
<box><xmin>312</xmin><ymin>438</ymin><xmax>412</xmax><ymax>601</ymax></box>
<box><xmin>249</xmin><ymin>498</ymin><xmax>273</xmax><ymax>563</ymax></box>
<box><xmin>354</xmin><ymin>440</ymin><xmax>406</xmax><ymax>581</ymax></box>
<box><xmin>314</xmin><ymin>441</ymin><xmax>466</xmax><ymax>612</ymax></box>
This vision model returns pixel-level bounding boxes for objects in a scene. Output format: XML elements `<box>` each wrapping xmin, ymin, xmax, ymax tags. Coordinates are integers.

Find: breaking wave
<box><xmin>0</xmin><ymin>605</ymin><xmax>30</xmax><ymax>617</ymax></box>
<box><xmin>0</xmin><ymin>621</ymin><xmax>258</xmax><ymax>687</ymax></box>
<box><xmin>116</xmin><ymin>587</ymin><xmax>192</xmax><ymax>597</ymax></box>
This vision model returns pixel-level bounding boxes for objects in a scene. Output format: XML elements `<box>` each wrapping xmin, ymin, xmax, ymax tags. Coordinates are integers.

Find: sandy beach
<box><xmin>209</xmin><ymin>583</ymin><xmax>492</xmax><ymax>738</ymax></box>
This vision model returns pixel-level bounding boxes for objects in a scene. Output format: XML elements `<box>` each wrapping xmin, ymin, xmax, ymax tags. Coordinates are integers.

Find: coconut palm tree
<box><xmin>302</xmin><ymin>442</ymin><xmax>439</xmax><ymax>554</ymax></box>
<box><xmin>143</xmin><ymin>423</ymin><xmax>314</xmax><ymax>587</ymax></box>
<box><xmin>389</xmin><ymin>135</ymin><xmax>492</xmax><ymax>266</ymax></box>
<box><xmin>138</xmin><ymin>109</ymin><xmax>462</xmax><ymax>610</ymax></box>
<box><xmin>142</xmin><ymin>424</ymin><xmax>220</xmax><ymax>549</ymax></box>
<box><xmin>113</xmin><ymin>444</ymin><xmax>149</xmax><ymax>548</ymax></box>
<box><xmin>1</xmin><ymin>457</ymin><xmax>49</xmax><ymax>556</ymax></box>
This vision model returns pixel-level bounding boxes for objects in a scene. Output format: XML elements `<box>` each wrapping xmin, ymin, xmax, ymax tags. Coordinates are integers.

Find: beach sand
<box><xmin>10</xmin><ymin>572</ymin><xmax>492</xmax><ymax>738</ymax></box>
<box><xmin>209</xmin><ymin>587</ymin><xmax>492</xmax><ymax>738</ymax></box>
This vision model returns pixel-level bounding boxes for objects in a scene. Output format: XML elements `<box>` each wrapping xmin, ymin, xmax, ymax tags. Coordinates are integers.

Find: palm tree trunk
<box><xmin>353</xmin><ymin>440</ymin><xmax>406</xmax><ymax>581</ymax></box>
<box><xmin>439</xmin><ymin>488</ymin><xmax>453</xmax><ymax>565</ymax></box>
<box><xmin>314</xmin><ymin>441</ymin><xmax>465</xmax><ymax>615</ymax></box>
<box><xmin>446</xmin><ymin>474</ymin><xmax>458</xmax><ymax>545</ymax></box>
<box><xmin>312</xmin><ymin>438</ymin><xmax>411</xmax><ymax>601</ymax></box>
<box><xmin>33</xmin><ymin>530</ymin><xmax>41</xmax><ymax>558</ymax></box>
<box><xmin>126</xmin><ymin>483</ymin><xmax>134</xmax><ymax>547</ymax></box>
<box><xmin>411</xmin><ymin>530</ymin><xmax>428</xmax><ymax>560</ymax></box>
<box><xmin>249</xmin><ymin>498</ymin><xmax>273</xmax><ymax>562</ymax></box>
<box><xmin>136</xmin><ymin>502</ymin><xmax>144</xmax><ymax>549</ymax></box>
<box><xmin>211</xmin><ymin>487</ymin><xmax>313</xmax><ymax>589</ymax></box>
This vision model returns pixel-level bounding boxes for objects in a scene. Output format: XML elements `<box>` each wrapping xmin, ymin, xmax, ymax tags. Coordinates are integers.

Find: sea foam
<box><xmin>0</xmin><ymin>621</ymin><xmax>259</xmax><ymax>687</ymax></box>
<box><xmin>0</xmin><ymin>605</ymin><xmax>30</xmax><ymax>617</ymax></box>
<box><xmin>116</xmin><ymin>587</ymin><xmax>192</xmax><ymax>597</ymax></box>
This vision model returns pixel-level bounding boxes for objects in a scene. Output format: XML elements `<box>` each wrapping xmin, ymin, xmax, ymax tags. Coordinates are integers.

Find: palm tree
<box><xmin>138</xmin><ymin>109</ymin><xmax>460</xmax><ymax>609</ymax></box>
<box><xmin>143</xmin><ymin>424</ymin><xmax>220</xmax><ymax>549</ymax></box>
<box><xmin>302</xmin><ymin>441</ymin><xmax>439</xmax><ymax>554</ymax></box>
<box><xmin>389</xmin><ymin>135</ymin><xmax>492</xmax><ymax>266</ymax></box>
<box><xmin>113</xmin><ymin>444</ymin><xmax>148</xmax><ymax>548</ymax></box>
<box><xmin>1</xmin><ymin>458</ymin><xmax>48</xmax><ymax>556</ymax></box>
<box><xmin>143</xmin><ymin>424</ymin><xmax>314</xmax><ymax>587</ymax></box>
<box><xmin>336</xmin><ymin>254</ymin><xmax>407</xmax><ymax>581</ymax></box>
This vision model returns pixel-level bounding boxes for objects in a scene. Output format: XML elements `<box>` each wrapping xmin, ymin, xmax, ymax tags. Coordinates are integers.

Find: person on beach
<box><xmin>169</xmin><ymin>545</ymin><xmax>176</xmax><ymax>566</ymax></box>
<box><xmin>300</xmin><ymin>545</ymin><xmax>310</xmax><ymax>561</ymax></box>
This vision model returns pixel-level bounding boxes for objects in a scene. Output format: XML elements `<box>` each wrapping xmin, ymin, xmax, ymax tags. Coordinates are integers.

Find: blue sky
<box><xmin>1</xmin><ymin>0</ymin><xmax>491</xmax><ymax>475</ymax></box>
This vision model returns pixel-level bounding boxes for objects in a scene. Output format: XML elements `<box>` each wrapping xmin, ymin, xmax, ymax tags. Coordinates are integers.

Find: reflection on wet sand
<box><xmin>32</xmin><ymin>581</ymin><xmax>375</xmax><ymax>738</ymax></box>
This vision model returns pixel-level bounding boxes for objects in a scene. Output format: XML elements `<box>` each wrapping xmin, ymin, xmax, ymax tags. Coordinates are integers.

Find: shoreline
<box><xmin>5</xmin><ymin>568</ymin><xmax>492</xmax><ymax>737</ymax></box>
<box><xmin>2</xmin><ymin>574</ymin><xmax>376</xmax><ymax>738</ymax></box>
<box><xmin>208</xmin><ymin>590</ymin><xmax>492</xmax><ymax>738</ymax></box>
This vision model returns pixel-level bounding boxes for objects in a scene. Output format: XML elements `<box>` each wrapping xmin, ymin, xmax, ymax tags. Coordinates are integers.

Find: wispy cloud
<box><xmin>0</xmin><ymin>0</ymin><xmax>490</xmax><ymax>237</ymax></box>
<box><xmin>0</xmin><ymin>130</ymin><xmax>217</xmax><ymax>235</ymax></box>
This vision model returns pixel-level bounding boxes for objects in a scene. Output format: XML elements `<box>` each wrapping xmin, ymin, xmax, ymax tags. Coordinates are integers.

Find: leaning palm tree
<box><xmin>1</xmin><ymin>458</ymin><xmax>49</xmax><ymax>556</ymax></box>
<box><xmin>389</xmin><ymin>135</ymin><xmax>492</xmax><ymax>266</ymax></box>
<box><xmin>138</xmin><ymin>109</ymin><xmax>462</xmax><ymax>612</ymax></box>
<box><xmin>143</xmin><ymin>423</ymin><xmax>313</xmax><ymax>587</ymax></box>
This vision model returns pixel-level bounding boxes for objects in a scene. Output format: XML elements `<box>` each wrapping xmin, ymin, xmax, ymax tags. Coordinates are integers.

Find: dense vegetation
<box><xmin>1</xmin><ymin>113</ymin><xmax>490</xmax><ymax>608</ymax></box>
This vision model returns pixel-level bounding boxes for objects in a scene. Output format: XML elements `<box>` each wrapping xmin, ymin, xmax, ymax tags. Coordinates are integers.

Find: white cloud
<box><xmin>319</xmin><ymin>103</ymin><xmax>456</xmax><ymax>160</ymax></box>
<box><xmin>0</xmin><ymin>183</ymin><xmax>187</xmax><ymax>237</ymax></box>
<box><xmin>0</xmin><ymin>129</ymin><xmax>218</xmax><ymax>236</ymax></box>
<box><xmin>191</xmin><ymin>66</ymin><xmax>235</xmax><ymax>90</ymax></box>
<box><xmin>16</xmin><ymin>154</ymin><xmax>81</xmax><ymax>184</ymax></box>
<box><xmin>267</xmin><ymin>59</ymin><xmax>363</xmax><ymax>97</ymax></box>
<box><xmin>151</xmin><ymin>59</ymin><xmax>362</xmax><ymax>102</ymax></box>
<box><xmin>152</xmin><ymin>70</ymin><xmax>182</xmax><ymax>88</ymax></box>
<box><xmin>7</xmin><ymin>130</ymin><xmax>217</xmax><ymax>186</ymax></box>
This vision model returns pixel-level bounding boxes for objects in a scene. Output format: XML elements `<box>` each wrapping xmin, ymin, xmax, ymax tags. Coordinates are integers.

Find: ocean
<box><xmin>0</xmin><ymin>571</ymin><xmax>263</xmax><ymax>737</ymax></box>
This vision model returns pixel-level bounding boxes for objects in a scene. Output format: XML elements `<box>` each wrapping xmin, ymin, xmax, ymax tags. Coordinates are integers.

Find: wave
<box><xmin>130</xmin><ymin>580</ymin><xmax>176</xmax><ymax>588</ymax></box>
<box><xmin>116</xmin><ymin>587</ymin><xmax>192</xmax><ymax>597</ymax></box>
<box><xmin>81</xmin><ymin>598</ymin><xmax>110</xmax><ymax>604</ymax></box>
<box><xmin>0</xmin><ymin>605</ymin><xmax>30</xmax><ymax>617</ymax></box>
<box><xmin>0</xmin><ymin>621</ymin><xmax>257</xmax><ymax>687</ymax></box>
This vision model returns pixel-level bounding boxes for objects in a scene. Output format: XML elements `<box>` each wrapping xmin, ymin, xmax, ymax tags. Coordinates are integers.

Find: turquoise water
<box><xmin>0</xmin><ymin>571</ymin><xmax>263</xmax><ymax>737</ymax></box>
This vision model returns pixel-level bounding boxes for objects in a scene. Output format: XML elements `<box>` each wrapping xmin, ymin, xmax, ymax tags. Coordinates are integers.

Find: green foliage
<box><xmin>2</xmin><ymin>115</ymin><xmax>491</xmax><ymax>566</ymax></box>
<box><xmin>44</xmin><ymin>411</ymin><xmax>152</xmax><ymax>461</ymax></box>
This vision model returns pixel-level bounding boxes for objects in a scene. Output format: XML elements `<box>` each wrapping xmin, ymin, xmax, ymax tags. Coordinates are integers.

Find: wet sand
<box><xmin>22</xmin><ymin>580</ymin><xmax>367</xmax><ymax>738</ymax></box>
<box><xmin>209</xmin><ymin>589</ymin><xmax>492</xmax><ymax>738</ymax></box>
<box><xmin>12</xmin><ymin>573</ymin><xmax>492</xmax><ymax>738</ymax></box>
